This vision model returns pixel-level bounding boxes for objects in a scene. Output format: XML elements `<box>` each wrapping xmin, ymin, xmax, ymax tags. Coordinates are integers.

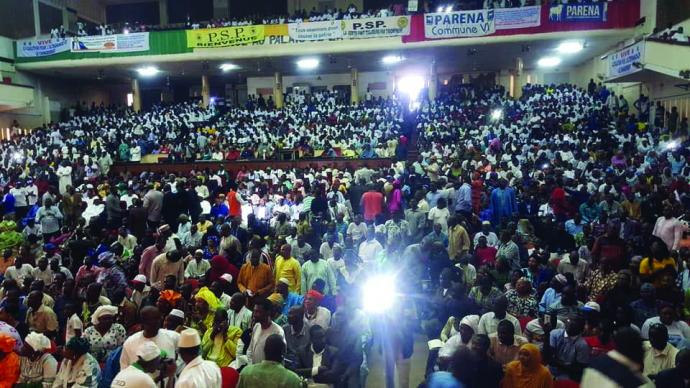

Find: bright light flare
<box><xmin>382</xmin><ymin>55</ymin><xmax>403</xmax><ymax>65</ymax></box>
<box><xmin>557</xmin><ymin>41</ymin><xmax>583</xmax><ymax>54</ymax></box>
<box><xmin>491</xmin><ymin>109</ymin><xmax>503</xmax><ymax>121</ymax></box>
<box><xmin>136</xmin><ymin>66</ymin><xmax>160</xmax><ymax>77</ymax></box>
<box><xmin>398</xmin><ymin>75</ymin><xmax>425</xmax><ymax>99</ymax></box>
<box><xmin>537</xmin><ymin>56</ymin><xmax>561</xmax><ymax>68</ymax></box>
<box><xmin>296</xmin><ymin>58</ymin><xmax>319</xmax><ymax>70</ymax></box>
<box><xmin>219</xmin><ymin>63</ymin><xmax>239</xmax><ymax>72</ymax></box>
<box><xmin>362</xmin><ymin>275</ymin><xmax>397</xmax><ymax>313</ymax></box>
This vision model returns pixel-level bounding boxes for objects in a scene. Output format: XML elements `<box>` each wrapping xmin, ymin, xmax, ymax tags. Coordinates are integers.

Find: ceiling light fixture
<box><xmin>382</xmin><ymin>55</ymin><xmax>403</xmax><ymax>65</ymax></box>
<box><xmin>556</xmin><ymin>41</ymin><xmax>584</xmax><ymax>54</ymax></box>
<box><xmin>296</xmin><ymin>58</ymin><xmax>319</xmax><ymax>70</ymax></box>
<box><xmin>136</xmin><ymin>66</ymin><xmax>160</xmax><ymax>77</ymax></box>
<box><xmin>219</xmin><ymin>63</ymin><xmax>239</xmax><ymax>72</ymax></box>
<box><xmin>537</xmin><ymin>56</ymin><xmax>561</xmax><ymax>68</ymax></box>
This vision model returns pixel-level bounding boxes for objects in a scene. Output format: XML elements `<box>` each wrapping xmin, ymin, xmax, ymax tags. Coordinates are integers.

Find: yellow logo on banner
<box><xmin>186</xmin><ymin>25</ymin><xmax>265</xmax><ymax>48</ymax></box>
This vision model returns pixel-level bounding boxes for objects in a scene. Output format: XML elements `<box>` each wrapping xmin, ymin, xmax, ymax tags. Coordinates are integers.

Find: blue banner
<box><xmin>549</xmin><ymin>3</ymin><xmax>607</xmax><ymax>22</ymax></box>
<box><xmin>16</xmin><ymin>38</ymin><xmax>70</xmax><ymax>58</ymax></box>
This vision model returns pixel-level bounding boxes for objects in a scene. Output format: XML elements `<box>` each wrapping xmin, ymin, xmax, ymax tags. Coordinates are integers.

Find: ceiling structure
<box><xmin>21</xmin><ymin>33</ymin><xmax>629</xmax><ymax>83</ymax></box>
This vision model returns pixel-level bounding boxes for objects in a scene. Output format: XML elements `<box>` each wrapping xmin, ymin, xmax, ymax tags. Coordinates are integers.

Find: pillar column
<box><xmin>131</xmin><ymin>78</ymin><xmax>141</xmax><ymax>112</ymax></box>
<box><xmin>33</xmin><ymin>0</ymin><xmax>41</xmax><ymax>37</ymax></box>
<box><xmin>61</xmin><ymin>7</ymin><xmax>69</xmax><ymax>31</ymax></box>
<box><xmin>273</xmin><ymin>72</ymin><xmax>284</xmax><ymax>109</ymax></box>
<box><xmin>201</xmin><ymin>75</ymin><xmax>210</xmax><ymax>109</ymax></box>
<box><xmin>159</xmin><ymin>0</ymin><xmax>169</xmax><ymax>25</ymax></box>
<box><xmin>350</xmin><ymin>68</ymin><xmax>359</xmax><ymax>105</ymax></box>
<box><xmin>213</xmin><ymin>0</ymin><xmax>229</xmax><ymax>19</ymax></box>
<box><xmin>428</xmin><ymin>62</ymin><xmax>438</xmax><ymax>101</ymax></box>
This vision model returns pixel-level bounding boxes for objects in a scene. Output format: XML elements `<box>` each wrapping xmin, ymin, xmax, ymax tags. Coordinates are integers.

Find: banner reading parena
<box><xmin>187</xmin><ymin>25</ymin><xmax>265</xmax><ymax>48</ymax></box>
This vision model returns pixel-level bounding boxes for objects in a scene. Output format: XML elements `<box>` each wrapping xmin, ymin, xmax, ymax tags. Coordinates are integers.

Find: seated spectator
<box><xmin>489</xmin><ymin>320</ymin><xmax>528</xmax><ymax>366</ymax></box>
<box><xmin>501</xmin><ymin>343</ymin><xmax>553</xmax><ymax>388</ymax></box>
<box><xmin>544</xmin><ymin>314</ymin><xmax>591</xmax><ymax>380</ymax></box>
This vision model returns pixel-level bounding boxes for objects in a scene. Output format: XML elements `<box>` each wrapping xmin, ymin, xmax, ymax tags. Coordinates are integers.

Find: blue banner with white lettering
<box><xmin>424</xmin><ymin>9</ymin><xmax>495</xmax><ymax>39</ymax></box>
<box><xmin>548</xmin><ymin>3</ymin><xmax>608</xmax><ymax>22</ymax></box>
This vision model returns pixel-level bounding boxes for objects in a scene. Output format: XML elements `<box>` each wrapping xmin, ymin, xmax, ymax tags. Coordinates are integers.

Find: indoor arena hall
<box><xmin>0</xmin><ymin>0</ymin><xmax>689</xmax><ymax>387</ymax></box>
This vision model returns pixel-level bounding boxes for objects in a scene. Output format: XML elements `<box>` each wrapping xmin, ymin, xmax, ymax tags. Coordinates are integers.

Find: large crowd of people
<box><xmin>0</xmin><ymin>78</ymin><xmax>686</xmax><ymax>388</ymax></box>
<box><xmin>0</xmin><ymin>91</ymin><xmax>407</xmax><ymax>181</ymax></box>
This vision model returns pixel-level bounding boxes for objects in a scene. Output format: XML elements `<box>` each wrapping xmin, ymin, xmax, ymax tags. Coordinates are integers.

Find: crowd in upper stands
<box><xmin>0</xmin><ymin>74</ymin><xmax>687</xmax><ymax>388</ymax></box>
<box><xmin>0</xmin><ymin>90</ymin><xmax>406</xmax><ymax>180</ymax></box>
<box><xmin>45</xmin><ymin>0</ymin><xmax>616</xmax><ymax>39</ymax></box>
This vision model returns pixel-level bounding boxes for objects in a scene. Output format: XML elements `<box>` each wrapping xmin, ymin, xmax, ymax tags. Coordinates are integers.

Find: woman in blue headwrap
<box><xmin>95</xmin><ymin>251</ymin><xmax>127</xmax><ymax>300</ymax></box>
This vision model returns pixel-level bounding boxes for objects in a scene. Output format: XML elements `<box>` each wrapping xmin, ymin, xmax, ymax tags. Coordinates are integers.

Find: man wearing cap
<box><xmin>175</xmin><ymin>328</ymin><xmax>221</xmax><ymax>388</ymax></box>
<box><xmin>184</xmin><ymin>250</ymin><xmax>210</xmax><ymax>280</ymax></box>
<box><xmin>112</xmin><ymin>342</ymin><xmax>170</xmax><ymax>388</ymax></box>
<box><xmin>130</xmin><ymin>275</ymin><xmax>150</xmax><ymax>309</ymax></box>
<box><xmin>238</xmin><ymin>249</ymin><xmax>274</xmax><ymax>300</ymax></box>
<box><xmin>304</xmin><ymin>289</ymin><xmax>331</xmax><ymax>330</ymax></box>
<box><xmin>473</xmin><ymin>221</ymin><xmax>499</xmax><ymax>248</ymax></box>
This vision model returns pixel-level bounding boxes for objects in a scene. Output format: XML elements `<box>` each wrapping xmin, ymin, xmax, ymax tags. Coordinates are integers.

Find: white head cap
<box><xmin>179</xmin><ymin>328</ymin><xmax>201</xmax><ymax>348</ymax></box>
<box><xmin>136</xmin><ymin>342</ymin><xmax>161</xmax><ymax>362</ymax></box>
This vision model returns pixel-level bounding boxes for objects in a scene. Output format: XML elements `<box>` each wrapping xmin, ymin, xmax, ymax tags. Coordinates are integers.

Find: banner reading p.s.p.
<box><xmin>187</xmin><ymin>25</ymin><xmax>265</xmax><ymax>48</ymax></box>
<box><xmin>424</xmin><ymin>10</ymin><xmax>495</xmax><ymax>39</ymax></box>
<box><xmin>342</xmin><ymin>16</ymin><xmax>411</xmax><ymax>39</ymax></box>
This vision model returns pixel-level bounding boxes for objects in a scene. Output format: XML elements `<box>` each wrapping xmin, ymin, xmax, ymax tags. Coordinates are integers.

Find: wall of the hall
<box><xmin>247</xmin><ymin>70</ymin><xmax>395</xmax><ymax>98</ymax></box>
<box><xmin>287</xmin><ymin>0</ymin><xmax>363</xmax><ymax>15</ymax></box>
<box><xmin>0</xmin><ymin>68</ymin><xmax>128</xmax><ymax>129</ymax></box>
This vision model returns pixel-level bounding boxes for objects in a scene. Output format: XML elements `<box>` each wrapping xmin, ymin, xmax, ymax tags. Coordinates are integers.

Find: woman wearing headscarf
<box><xmin>82</xmin><ymin>306</ymin><xmax>125</xmax><ymax>363</ymax></box>
<box><xmin>207</xmin><ymin>255</ymin><xmax>238</xmax><ymax>284</ymax></box>
<box><xmin>53</xmin><ymin>337</ymin><xmax>100</xmax><ymax>388</ymax></box>
<box><xmin>502</xmin><ymin>343</ymin><xmax>553</xmax><ymax>388</ymax></box>
<box><xmin>156</xmin><ymin>289</ymin><xmax>182</xmax><ymax>318</ymax></box>
<box><xmin>439</xmin><ymin>315</ymin><xmax>479</xmax><ymax>366</ymax></box>
<box><xmin>17</xmin><ymin>332</ymin><xmax>56</xmax><ymax>388</ymax></box>
<box><xmin>201</xmin><ymin>308</ymin><xmax>243</xmax><ymax>368</ymax></box>
<box><xmin>0</xmin><ymin>333</ymin><xmax>19</xmax><ymax>388</ymax></box>
<box><xmin>193</xmin><ymin>287</ymin><xmax>220</xmax><ymax>334</ymax></box>
<box><xmin>95</xmin><ymin>251</ymin><xmax>127</xmax><ymax>300</ymax></box>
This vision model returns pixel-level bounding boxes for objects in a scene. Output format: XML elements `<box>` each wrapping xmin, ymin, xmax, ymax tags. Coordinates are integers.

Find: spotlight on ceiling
<box><xmin>219</xmin><ymin>63</ymin><xmax>239</xmax><ymax>72</ymax></box>
<box><xmin>296</xmin><ymin>58</ymin><xmax>319</xmax><ymax>70</ymax></box>
<box><xmin>382</xmin><ymin>55</ymin><xmax>403</xmax><ymax>65</ymax></box>
<box><xmin>537</xmin><ymin>56</ymin><xmax>561</xmax><ymax>68</ymax></box>
<box><xmin>136</xmin><ymin>66</ymin><xmax>160</xmax><ymax>77</ymax></box>
<box><xmin>556</xmin><ymin>41</ymin><xmax>584</xmax><ymax>54</ymax></box>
